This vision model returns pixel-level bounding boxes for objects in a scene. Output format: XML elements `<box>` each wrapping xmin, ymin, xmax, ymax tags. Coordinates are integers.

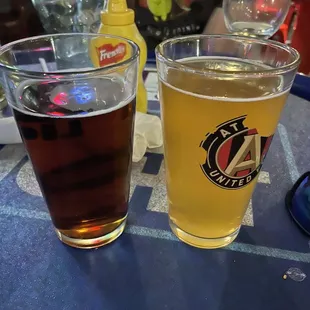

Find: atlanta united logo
<box><xmin>200</xmin><ymin>115</ymin><xmax>273</xmax><ymax>189</ymax></box>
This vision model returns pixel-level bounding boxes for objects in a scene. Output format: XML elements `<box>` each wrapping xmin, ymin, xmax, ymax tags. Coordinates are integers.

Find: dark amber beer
<box><xmin>156</xmin><ymin>35</ymin><xmax>300</xmax><ymax>248</ymax></box>
<box><xmin>14</xmin><ymin>78</ymin><xmax>135</xmax><ymax>248</ymax></box>
<box><xmin>0</xmin><ymin>33</ymin><xmax>139</xmax><ymax>248</ymax></box>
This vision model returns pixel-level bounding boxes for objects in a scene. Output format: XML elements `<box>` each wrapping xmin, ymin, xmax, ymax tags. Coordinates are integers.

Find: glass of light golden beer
<box><xmin>156</xmin><ymin>35</ymin><xmax>300</xmax><ymax>249</ymax></box>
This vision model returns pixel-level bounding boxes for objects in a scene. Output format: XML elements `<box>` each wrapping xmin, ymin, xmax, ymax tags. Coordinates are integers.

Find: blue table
<box><xmin>1</xmin><ymin>71</ymin><xmax>310</xmax><ymax>310</ymax></box>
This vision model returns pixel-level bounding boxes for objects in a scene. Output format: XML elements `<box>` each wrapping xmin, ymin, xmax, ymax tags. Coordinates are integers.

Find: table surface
<box><xmin>1</xmin><ymin>70</ymin><xmax>310</xmax><ymax>310</ymax></box>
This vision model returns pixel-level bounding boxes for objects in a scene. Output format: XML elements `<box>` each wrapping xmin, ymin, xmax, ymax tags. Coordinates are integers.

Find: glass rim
<box><xmin>0</xmin><ymin>33</ymin><xmax>139</xmax><ymax>79</ymax></box>
<box><xmin>155</xmin><ymin>34</ymin><xmax>300</xmax><ymax>78</ymax></box>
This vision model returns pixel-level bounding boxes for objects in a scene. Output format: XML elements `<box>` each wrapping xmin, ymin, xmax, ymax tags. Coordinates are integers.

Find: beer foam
<box><xmin>161</xmin><ymin>56</ymin><xmax>287</xmax><ymax>102</ymax></box>
<box><xmin>160</xmin><ymin>78</ymin><xmax>287</xmax><ymax>103</ymax></box>
<box><xmin>12</xmin><ymin>76</ymin><xmax>135</xmax><ymax>118</ymax></box>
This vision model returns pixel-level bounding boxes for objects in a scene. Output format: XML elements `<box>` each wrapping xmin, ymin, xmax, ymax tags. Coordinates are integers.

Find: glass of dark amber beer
<box><xmin>0</xmin><ymin>34</ymin><xmax>138</xmax><ymax>249</ymax></box>
<box><xmin>156</xmin><ymin>35</ymin><xmax>300</xmax><ymax>249</ymax></box>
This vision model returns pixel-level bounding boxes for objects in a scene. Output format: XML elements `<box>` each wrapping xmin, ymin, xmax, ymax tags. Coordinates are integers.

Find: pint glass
<box><xmin>0</xmin><ymin>34</ymin><xmax>138</xmax><ymax>248</ymax></box>
<box><xmin>156</xmin><ymin>35</ymin><xmax>300</xmax><ymax>248</ymax></box>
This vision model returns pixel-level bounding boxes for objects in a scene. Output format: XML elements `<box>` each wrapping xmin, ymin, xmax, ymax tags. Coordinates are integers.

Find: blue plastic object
<box><xmin>286</xmin><ymin>172</ymin><xmax>310</xmax><ymax>236</ymax></box>
<box><xmin>290</xmin><ymin>73</ymin><xmax>310</xmax><ymax>101</ymax></box>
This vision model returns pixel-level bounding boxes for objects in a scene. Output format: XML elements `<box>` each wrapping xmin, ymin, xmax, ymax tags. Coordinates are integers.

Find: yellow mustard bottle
<box><xmin>97</xmin><ymin>0</ymin><xmax>147</xmax><ymax>113</ymax></box>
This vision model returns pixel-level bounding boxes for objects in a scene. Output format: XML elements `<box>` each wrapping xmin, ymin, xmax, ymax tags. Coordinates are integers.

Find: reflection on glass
<box><xmin>223</xmin><ymin>0</ymin><xmax>291</xmax><ymax>38</ymax></box>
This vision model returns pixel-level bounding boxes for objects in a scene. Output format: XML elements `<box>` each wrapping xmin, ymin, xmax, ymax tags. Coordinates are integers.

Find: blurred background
<box><xmin>0</xmin><ymin>0</ymin><xmax>309</xmax><ymax>73</ymax></box>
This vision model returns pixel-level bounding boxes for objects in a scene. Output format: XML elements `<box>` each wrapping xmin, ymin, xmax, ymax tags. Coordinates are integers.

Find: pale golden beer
<box><xmin>156</xmin><ymin>36</ymin><xmax>300</xmax><ymax>248</ymax></box>
<box><xmin>160</xmin><ymin>58</ymin><xmax>287</xmax><ymax>247</ymax></box>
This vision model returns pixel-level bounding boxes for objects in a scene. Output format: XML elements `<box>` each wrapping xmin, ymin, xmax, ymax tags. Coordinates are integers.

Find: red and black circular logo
<box><xmin>200</xmin><ymin>115</ymin><xmax>273</xmax><ymax>189</ymax></box>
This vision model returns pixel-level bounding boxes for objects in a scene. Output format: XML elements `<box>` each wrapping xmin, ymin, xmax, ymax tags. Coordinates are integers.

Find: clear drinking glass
<box><xmin>223</xmin><ymin>0</ymin><xmax>291</xmax><ymax>38</ymax></box>
<box><xmin>156</xmin><ymin>34</ymin><xmax>299</xmax><ymax>248</ymax></box>
<box><xmin>32</xmin><ymin>0</ymin><xmax>106</xmax><ymax>70</ymax></box>
<box><xmin>0</xmin><ymin>33</ymin><xmax>138</xmax><ymax>249</ymax></box>
<box><xmin>32</xmin><ymin>0</ymin><xmax>104</xmax><ymax>34</ymax></box>
<box><xmin>0</xmin><ymin>85</ymin><xmax>7</xmax><ymax>111</ymax></box>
